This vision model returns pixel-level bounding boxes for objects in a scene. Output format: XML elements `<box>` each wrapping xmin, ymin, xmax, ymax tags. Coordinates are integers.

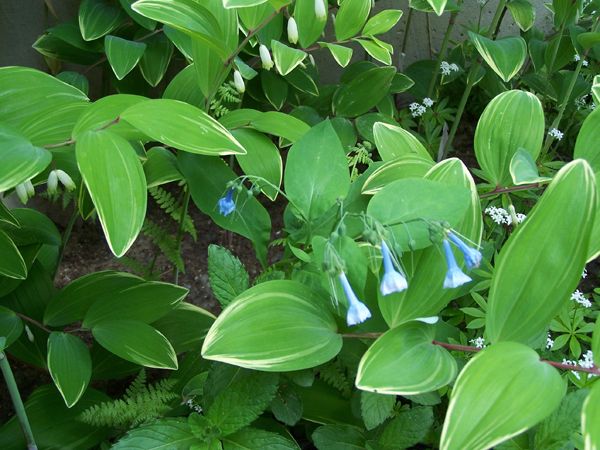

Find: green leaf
<box><xmin>250</xmin><ymin>111</ymin><xmax>310</xmax><ymax>143</ymax></box>
<box><xmin>0</xmin><ymin>125</ymin><xmax>52</xmax><ymax>193</ymax></box>
<box><xmin>261</xmin><ymin>70</ymin><xmax>288</xmax><ymax>110</ymax></box>
<box><xmin>113</xmin><ymin>418</ymin><xmax>196</xmax><ymax>449</ymax></box>
<box><xmin>474</xmin><ymin>90</ymin><xmax>545</xmax><ymax>186</ymax></box>
<box><xmin>224</xmin><ymin>0</ymin><xmax>269</xmax><ymax>6</ymax></box>
<box><xmin>575</xmin><ymin>109</ymin><xmax>600</xmax><ymax>172</ymax></box>
<box><xmin>152</xmin><ymin>302</ymin><xmax>215</xmax><ymax>354</ymax></box>
<box><xmin>295</xmin><ymin>0</ymin><xmax>327</xmax><ymax>48</ymax></box>
<box><xmin>509</xmin><ymin>148</ymin><xmax>551</xmax><ymax>185</ymax></box>
<box><xmin>335</xmin><ymin>0</ymin><xmax>371</xmax><ymax>40</ymax></box>
<box><xmin>592</xmin><ymin>75</ymin><xmax>600</xmax><ymax>105</ymax></box>
<box><xmin>223</xmin><ymin>427</ymin><xmax>299</xmax><ymax>450</ymax></box>
<box><xmin>47</xmin><ymin>332</ymin><xmax>92</xmax><ymax>408</ymax></box>
<box><xmin>582</xmin><ymin>381</ymin><xmax>600</xmax><ymax>450</ymax></box>
<box><xmin>144</xmin><ymin>146</ymin><xmax>183</xmax><ymax>188</ymax></box>
<box><xmin>92</xmin><ymin>320</ymin><xmax>178</xmax><ymax>369</ymax></box>
<box><xmin>272</xmin><ymin>40</ymin><xmax>307</xmax><ymax>76</ymax></box>
<box><xmin>0</xmin><ymin>66</ymin><xmax>89</xmax><ymax>147</ymax></box>
<box><xmin>534</xmin><ymin>390</ymin><xmax>588</xmax><ymax>450</ymax></box>
<box><xmin>192</xmin><ymin>38</ymin><xmax>231</xmax><ymax>99</ymax></box>
<box><xmin>284</xmin><ymin>120</ymin><xmax>350</xmax><ymax>221</ymax></box>
<box><xmin>593</xmin><ymin>315</ymin><xmax>600</xmax><ymax>366</ymax></box>
<box><xmin>440</xmin><ymin>342</ymin><xmax>565</xmax><ymax>450</ymax></box>
<box><xmin>0</xmin><ymin>385</ymin><xmax>110</xmax><ymax>450</ymax></box>
<box><xmin>0</xmin><ymin>306</ymin><xmax>23</xmax><ymax>348</ymax></box>
<box><xmin>179</xmin><ymin>154</ymin><xmax>271</xmax><ymax>265</ymax></box>
<box><xmin>379</xmin><ymin>406</ymin><xmax>434</xmax><ymax>449</ymax></box>
<box><xmin>355</xmin><ymin>38</ymin><xmax>391</xmax><ymax>65</ymax></box>
<box><xmin>76</xmin><ymin>131</ymin><xmax>147</xmax><ymax>257</ymax></box>
<box><xmin>577</xmin><ymin>31</ymin><xmax>600</xmax><ymax>49</ymax></box>
<box><xmin>426</xmin><ymin>0</ymin><xmax>447</xmax><ymax>15</ymax></box>
<box><xmin>131</xmin><ymin>0</ymin><xmax>229</xmax><ymax>59</ymax></box>
<box><xmin>487</xmin><ymin>161</ymin><xmax>596</xmax><ymax>345</ymax></box>
<box><xmin>138</xmin><ymin>32</ymin><xmax>174</xmax><ymax>87</ymax></box>
<box><xmin>44</xmin><ymin>271</ymin><xmax>143</xmax><ymax>326</ymax></box>
<box><xmin>0</xmin><ymin>229</ymin><xmax>26</xmax><ymax>279</ymax></box>
<box><xmin>83</xmin><ymin>281</ymin><xmax>187</xmax><ymax>328</ymax></box>
<box><xmin>333</xmin><ymin>66</ymin><xmax>396</xmax><ymax>117</ymax></box>
<box><xmin>507</xmin><ymin>0</ymin><xmax>536</xmax><ymax>31</ymax></box>
<box><xmin>356</xmin><ymin>322</ymin><xmax>457</xmax><ymax>395</ymax></box>
<box><xmin>122</xmin><ymin>99</ymin><xmax>246</xmax><ymax>155</ymax></box>
<box><xmin>367</xmin><ymin>177</ymin><xmax>471</xmax><ymax>251</ymax></box>
<box><xmin>202</xmin><ymin>280</ymin><xmax>342</xmax><ymax>371</ymax></box>
<box><xmin>362</xmin><ymin>155</ymin><xmax>434</xmax><ymax>195</ymax></box>
<box><xmin>163</xmin><ymin>64</ymin><xmax>205</xmax><ymax>106</ymax></box>
<box><xmin>232</xmin><ymin>129</ymin><xmax>282</xmax><ymax>200</ymax></box>
<box><xmin>79</xmin><ymin>0</ymin><xmax>125</xmax><ymax>41</ymax></box>
<box><xmin>271</xmin><ymin>384</ymin><xmax>303</xmax><ymax>426</ymax></box>
<box><xmin>104</xmin><ymin>35</ymin><xmax>146</xmax><ymax>80</ymax></box>
<box><xmin>206</xmin><ymin>371</ymin><xmax>278</xmax><ymax>435</ymax></box>
<box><xmin>208</xmin><ymin>244</ymin><xmax>250</xmax><ymax>308</ymax></box>
<box><xmin>362</xmin><ymin>10</ymin><xmax>403</xmax><ymax>36</ymax></box>
<box><xmin>469</xmin><ymin>32</ymin><xmax>527</xmax><ymax>82</ymax></box>
<box><xmin>119</xmin><ymin>0</ymin><xmax>157</xmax><ymax>30</ymax></box>
<box><xmin>319</xmin><ymin>42</ymin><xmax>353</xmax><ymax>67</ymax></box>
<box><xmin>360</xmin><ymin>391</ymin><xmax>395</xmax><ymax>430</ymax></box>
<box><xmin>373</xmin><ymin>122</ymin><xmax>432</xmax><ymax>161</ymax></box>
<box><xmin>312</xmin><ymin>425</ymin><xmax>365</xmax><ymax>450</ymax></box>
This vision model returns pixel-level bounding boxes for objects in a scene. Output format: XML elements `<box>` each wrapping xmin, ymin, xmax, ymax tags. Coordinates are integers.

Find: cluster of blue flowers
<box><xmin>340</xmin><ymin>233</ymin><xmax>482</xmax><ymax>327</ymax></box>
<box><xmin>216</xmin><ymin>189</ymin><xmax>482</xmax><ymax>328</ymax></box>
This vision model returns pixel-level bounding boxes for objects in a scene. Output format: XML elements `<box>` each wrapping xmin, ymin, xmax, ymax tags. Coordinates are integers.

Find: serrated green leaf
<box><xmin>223</xmin><ymin>427</ymin><xmax>299</xmax><ymax>450</ymax></box>
<box><xmin>360</xmin><ymin>391</ymin><xmax>395</xmax><ymax>430</ymax></box>
<box><xmin>469</xmin><ymin>32</ymin><xmax>527</xmax><ymax>82</ymax></box>
<box><xmin>208</xmin><ymin>244</ymin><xmax>250</xmax><ymax>308</ymax></box>
<box><xmin>271</xmin><ymin>384</ymin><xmax>303</xmax><ymax>426</ymax></box>
<box><xmin>379</xmin><ymin>406</ymin><xmax>434</xmax><ymax>449</ymax></box>
<box><xmin>47</xmin><ymin>332</ymin><xmax>92</xmax><ymax>407</ymax></box>
<box><xmin>313</xmin><ymin>425</ymin><xmax>365</xmax><ymax>450</ymax></box>
<box><xmin>440</xmin><ymin>342</ymin><xmax>566</xmax><ymax>450</ymax></box>
<box><xmin>487</xmin><ymin>160</ymin><xmax>596</xmax><ymax>345</ymax></box>
<box><xmin>92</xmin><ymin>320</ymin><xmax>178</xmax><ymax>370</ymax></box>
<box><xmin>535</xmin><ymin>390</ymin><xmax>588</xmax><ymax>450</ymax></box>
<box><xmin>76</xmin><ymin>131</ymin><xmax>147</xmax><ymax>257</ymax></box>
<box><xmin>356</xmin><ymin>322</ymin><xmax>457</xmax><ymax>395</ymax></box>
<box><xmin>112</xmin><ymin>418</ymin><xmax>196</xmax><ymax>449</ymax></box>
<box><xmin>202</xmin><ymin>280</ymin><xmax>342</xmax><ymax>371</ymax></box>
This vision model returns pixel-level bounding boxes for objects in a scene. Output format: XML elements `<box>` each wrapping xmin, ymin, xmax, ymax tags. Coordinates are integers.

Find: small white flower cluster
<box><xmin>484</xmin><ymin>206</ymin><xmax>526</xmax><ymax>225</ymax></box>
<box><xmin>185</xmin><ymin>399</ymin><xmax>203</xmax><ymax>414</ymax></box>
<box><xmin>574</xmin><ymin>94</ymin><xmax>596</xmax><ymax>111</ymax></box>
<box><xmin>547</xmin><ymin>128</ymin><xmax>564</xmax><ymax>140</ymax></box>
<box><xmin>546</xmin><ymin>333</ymin><xmax>554</xmax><ymax>350</ymax></box>
<box><xmin>409</xmin><ymin>98</ymin><xmax>434</xmax><ymax>117</ymax></box>
<box><xmin>470</xmin><ymin>336</ymin><xmax>486</xmax><ymax>349</ymax></box>
<box><xmin>440</xmin><ymin>61</ymin><xmax>460</xmax><ymax>76</ymax></box>
<box><xmin>574</xmin><ymin>54</ymin><xmax>589</xmax><ymax>67</ymax></box>
<box><xmin>477</xmin><ymin>0</ymin><xmax>487</xmax><ymax>5</ymax></box>
<box><xmin>582</xmin><ymin>268</ymin><xmax>588</xmax><ymax>279</ymax></box>
<box><xmin>563</xmin><ymin>351</ymin><xmax>597</xmax><ymax>380</ymax></box>
<box><xmin>571</xmin><ymin>289</ymin><xmax>592</xmax><ymax>308</ymax></box>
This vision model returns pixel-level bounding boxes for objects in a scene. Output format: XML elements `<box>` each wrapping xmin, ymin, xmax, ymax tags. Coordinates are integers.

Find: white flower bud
<box><xmin>314</xmin><ymin>0</ymin><xmax>327</xmax><ymax>20</ymax></box>
<box><xmin>233</xmin><ymin>70</ymin><xmax>245</xmax><ymax>93</ymax></box>
<box><xmin>15</xmin><ymin>183</ymin><xmax>28</xmax><ymax>204</ymax></box>
<box><xmin>287</xmin><ymin>17</ymin><xmax>298</xmax><ymax>44</ymax></box>
<box><xmin>259</xmin><ymin>44</ymin><xmax>274</xmax><ymax>70</ymax></box>
<box><xmin>55</xmin><ymin>169</ymin><xmax>76</xmax><ymax>191</ymax></box>
<box><xmin>24</xmin><ymin>179</ymin><xmax>35</xmax><ymax>197</ymax></box>
<box><xmin>47</xmin><ymin>170</ymin><xmax>58</xmax><ymax>194</ymax></box>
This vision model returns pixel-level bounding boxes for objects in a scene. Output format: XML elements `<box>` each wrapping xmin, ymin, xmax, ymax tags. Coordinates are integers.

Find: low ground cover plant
<box><xmin>1</xmin><ymin>0</ymin><xmax>600</xmax><ymax>448</ymax></box>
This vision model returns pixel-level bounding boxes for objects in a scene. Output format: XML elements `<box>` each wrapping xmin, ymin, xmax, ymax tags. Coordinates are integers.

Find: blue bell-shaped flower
<box><xmin>217</xmin><ymin>188</ymin><xmax>236</xmax><ymax>216</ymax></box>
<box><xmin>447</xmin><ymin>232</ymin><xmax>482</xmax><ymax>269</ymax></box>
<box><xmin>442</xmin><ymin>239</ymin><xmax>472</xmax><ymax>289</ymax></box>
<box><xmin>339</xmin><ymin>272</ymin><xmax>371</xmax><ymax>326</ymax></box>
<box><xmin>380</xmin><ymin>241</ymin><xmax>408</xmax><ymax>295</ymax></box>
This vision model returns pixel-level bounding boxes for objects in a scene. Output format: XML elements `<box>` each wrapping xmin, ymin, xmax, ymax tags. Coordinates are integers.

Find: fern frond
<box><xmin>318</xmin><ymin>359</ymin><xmax>352</xmax><ymax>398</ymax></box>
<box><xmin>142</xmin><ymin>219</ymin><xmax>185</xmax><ymax>273</ymax></box>
<box><xmin>79</xmin><ymin>371</ymin><xmax>178</xmax><ymax>429</ymax></box>
<box><xmin>148</xmin><ymin>186</ymin><xmax>196</xmax><ymax>241</ymax></box>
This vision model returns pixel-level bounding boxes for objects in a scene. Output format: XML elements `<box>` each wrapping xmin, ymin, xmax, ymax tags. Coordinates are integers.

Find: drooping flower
<box><xmin>55</xmin><ymin>169</ymin><xmax>76</xmax><ymax>191</ymax></box>
<box><xmin>415</xmin><ymin>316</ymin><xmax>439</xmax><ymax>324</ymax></box>
<box><xmin>339</xmin><ymin>272</ymin><xmax>371</xmax><ymax>326</ymax></box>
<box><xmin>287</xmin><ymin>17</ymin><xmax>299</xmax><ymax>44</ymax></box>
<box><xmin>47</xmin><ymin>170</ymin><xmax>58</xmax><ymax>194</ymax></box>
<box><xmin>447</xmin><ymin>232</ymin><xmax>482</xmax><ymax>270</ymax></box>
<box><xmin>233</xmin><ymin>70</ymin><xmax>245</xmax><ymax>93</ymax></box>
<box><xmin>15</xmin><ymin>182</ymin><xmax>28</xmax><ymax>204</ymax></box>
<box><xmin>24</xmin><ymin>179</ymin><xmax>34</xmax><ymax>197</ymax></box>
<box><xmin>217</xmin><ymin>188</ymin><xmax>236</xmax><ymax>216</ymax></box>
<box><xmin>442</xmin><ymin>239</ymin><xmax>472</xmax><ymax>289</ymax></box>
<box><xmin>259</xmin><ymin>45</ymin><xmax>274</xmax><ymax>70</ymax></box>
<box><xmin>314</xmin><ymin>0</ymin><xmax>327</xmax><ymax>19</ymax></box>
<box><xmin>379</xmin><ymin>241</ymin><xmax>408</xmax><ymax>295</ymax></box>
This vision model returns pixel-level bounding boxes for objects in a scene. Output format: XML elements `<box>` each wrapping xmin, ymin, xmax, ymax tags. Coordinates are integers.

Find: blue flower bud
<box><xmin>380</xmin><ymin>241</ymin><xmax>408</xmax><ymax>296</ymax></box>
<box><xmin>442</xmin><ymin>239</ymin><xmax>472</xmax><ymax>289</ymax></box>
<box><xmin>217</xmin><ymin>188</ymin><xmax>236</xmax><ymax>216</ymax></box>
<box><xmin>447</xmin><ymin>232</ymin><xmax>482</xmax><ymax>269</ymax></box>
<box><xmin>339</xmin><ymin>272</ymin><xmax>371</xmax><ymax>326</ymax></box>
